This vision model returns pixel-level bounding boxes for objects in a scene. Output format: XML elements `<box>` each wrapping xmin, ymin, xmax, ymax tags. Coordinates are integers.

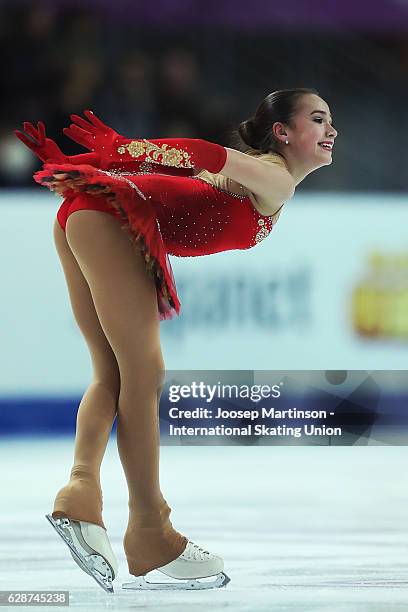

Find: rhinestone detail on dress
<box><xmin>96</xmin><ymin>169</ymin><xmax>147</xmax><ymax>200</ymax></box>
<box><xmin>255</xmin><ymin>217</ymin><xmax>272</xmax><ymax>243</ymax></box>
<box><xmin>95</xmin><ymin>167</ymin><xmax>277</xmax><ymax>249</ymax></box>
<box><xmin>117</xmin><ymin>139</ymin><xmax>194</xmax><ymax>168</ymax></box>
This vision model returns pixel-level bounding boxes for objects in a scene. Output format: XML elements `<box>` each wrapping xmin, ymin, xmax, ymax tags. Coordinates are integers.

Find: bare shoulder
<box><xmin>253</xmin><ymin>160</ymin><xmax>295</xmax><ymax>215</ymax></box>
<box><xmin>222</xmin><ymin>148</ymin><xmax>295</xmax><ymax>214</ymax></box>
<box><xmin>251</xmin><ymin>151</ymin><xmax>295</xmax><ymax>213</ymax></box>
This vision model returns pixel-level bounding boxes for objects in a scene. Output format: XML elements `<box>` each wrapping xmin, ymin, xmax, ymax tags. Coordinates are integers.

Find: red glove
<box><xmin>64</xmin><ymin>110</ymin><xmax>227</xmax><ymax>173</ymax></box>
<box><xmin>15</xmin><ymin>121</ymin><xmax>67</xmax><ymax>163</ymax></box>
<box><xmin>14</xmin><ymin>121</ymin><xmax>101</xmax><ymax>166</ymax></box>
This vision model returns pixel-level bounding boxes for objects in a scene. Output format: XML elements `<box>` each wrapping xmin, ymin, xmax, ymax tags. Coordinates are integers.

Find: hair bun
<box><xmin>247</xmin><ymin>118</ymin><xmax>256</xmax><ymax>139</ymax></box>
<box><xmin>238</xmin><ymin>118</ymin><xmax>258</xmax><ymax>148</ymax></box>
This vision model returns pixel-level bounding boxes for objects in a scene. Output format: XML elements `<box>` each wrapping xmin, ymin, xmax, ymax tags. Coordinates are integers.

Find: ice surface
<box><xmin>1</xmin><ymin>438</ymin><xmax>408</xmax><ymax>610</ymax></box>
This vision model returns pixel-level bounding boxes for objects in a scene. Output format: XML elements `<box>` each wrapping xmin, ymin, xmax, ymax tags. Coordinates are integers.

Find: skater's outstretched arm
<box><xmin>64</xmin><ymin>110</ymin><xmax>227</xmax><ymax>173</ymax></box>
<box><xmin>64</xmin><ymin>110</ymin><xmax>295</xmax><ymax>210</ymax></box>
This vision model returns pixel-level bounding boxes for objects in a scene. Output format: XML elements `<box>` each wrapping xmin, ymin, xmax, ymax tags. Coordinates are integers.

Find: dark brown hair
<box><xmin>229</xmin><ymin>88</ymin><xmax>319</xmax><ymax>155</ymax></box>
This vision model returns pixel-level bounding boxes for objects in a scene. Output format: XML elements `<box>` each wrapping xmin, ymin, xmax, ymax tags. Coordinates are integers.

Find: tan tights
<box><xmin>51</xmin><ymin>199</ymin><xmax>187</xmax><ymax>576</ymax></box>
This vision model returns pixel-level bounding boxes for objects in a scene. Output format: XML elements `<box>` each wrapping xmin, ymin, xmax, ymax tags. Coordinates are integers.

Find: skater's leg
<box><xmin>65</xmin><ymin>201</ymin><xmax>188</xmax><ymax>575</ymax></box>
<box><xmin>52</xmin><ymin>217</ymin><xmax>120</xmax><ymax>528</ymax></box>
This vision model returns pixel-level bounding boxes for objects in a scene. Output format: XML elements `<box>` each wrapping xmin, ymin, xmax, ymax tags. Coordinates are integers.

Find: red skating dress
<box><xmin>34</xmin><ymin>148</ymin><xmax>288</xmax><ymax>321</ymax></box>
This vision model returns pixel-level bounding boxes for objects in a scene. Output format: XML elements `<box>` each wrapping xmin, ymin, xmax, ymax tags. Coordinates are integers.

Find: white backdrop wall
<box><xmin>1</xmin><ymin>190</ymin><xmax>407</xmax><ymax>396</ymax></box>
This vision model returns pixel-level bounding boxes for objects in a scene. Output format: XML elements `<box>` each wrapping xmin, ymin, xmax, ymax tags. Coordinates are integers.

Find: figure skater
<box><xmin>14</xmin><ymin>87</ymin><xmax>337</xmax><ymax>592</ymax></box>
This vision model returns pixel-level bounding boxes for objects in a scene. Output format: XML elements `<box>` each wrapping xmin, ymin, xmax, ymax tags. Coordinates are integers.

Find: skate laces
<box><xmin>184</xmin><ymin>541</ymin><xmax>210</xmax><ymax>561</ymax></box>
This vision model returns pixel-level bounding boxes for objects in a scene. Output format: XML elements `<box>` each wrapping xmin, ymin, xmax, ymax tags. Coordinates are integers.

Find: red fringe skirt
<box><xmin>34</xmin><ymin>163</ymin><xmax>180</xmax><ymax>321</ymax></box>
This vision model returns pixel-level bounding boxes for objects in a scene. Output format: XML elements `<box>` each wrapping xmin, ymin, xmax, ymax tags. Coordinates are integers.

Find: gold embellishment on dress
<box><xmin>117</xmin><ymin>139</ymin><xmax>194</xmax><ymax>168</ymax></box>
<box><xmin>255</xmin><ymin>218</ymin><xmax>271</xmax><ymax>243</ymax></box>
<box><xmin>139</xmin><ymin>161</ymin><xmax>154</xmax><ymax>173</ymax></box>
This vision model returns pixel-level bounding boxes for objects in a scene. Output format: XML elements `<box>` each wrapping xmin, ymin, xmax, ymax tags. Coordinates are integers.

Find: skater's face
<box><xmin>274</xmin><ymin>94</ymin><xmax>338</xmax><ymax>169</ymax></box>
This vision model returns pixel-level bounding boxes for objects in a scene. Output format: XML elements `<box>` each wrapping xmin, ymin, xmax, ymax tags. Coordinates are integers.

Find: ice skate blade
<box><xmin>122</xmin><ymin>571</ymin><xmax>230</xmax><ymax>590</ymax></box>
<box><xmin>45</xmin><ymin>514</ymin><xmax>114</xmax><ymax>594</ymax></box>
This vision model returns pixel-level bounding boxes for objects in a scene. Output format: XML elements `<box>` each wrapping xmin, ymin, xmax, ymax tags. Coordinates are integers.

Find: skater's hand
<box><xmin>14</xmin><ymin>121</ymin><xmax>68</xmax><ymax>163</ymax></box>
<box><xmin>63</xmin><ymin>110</ymin><xmax>124</xmax><ymax>153</ymax></box>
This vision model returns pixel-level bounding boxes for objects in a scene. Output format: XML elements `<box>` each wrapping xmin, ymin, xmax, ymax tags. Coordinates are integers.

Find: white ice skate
<box><xmin>45</xmin><ymin>514</ymin><xmax>118</xmax><ymax>593</ymax></box>
<box><xmin>122</xmin><ymin>540</ymin><xmax>230</xmax><ymax>590</ymax></box>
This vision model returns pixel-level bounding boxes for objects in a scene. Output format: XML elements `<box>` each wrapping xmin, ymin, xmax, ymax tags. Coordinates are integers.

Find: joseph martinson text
<box><xmin>167</xmin><ymin>408</ymin><xmax>342</xmax><ymax>438</ymax></box>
